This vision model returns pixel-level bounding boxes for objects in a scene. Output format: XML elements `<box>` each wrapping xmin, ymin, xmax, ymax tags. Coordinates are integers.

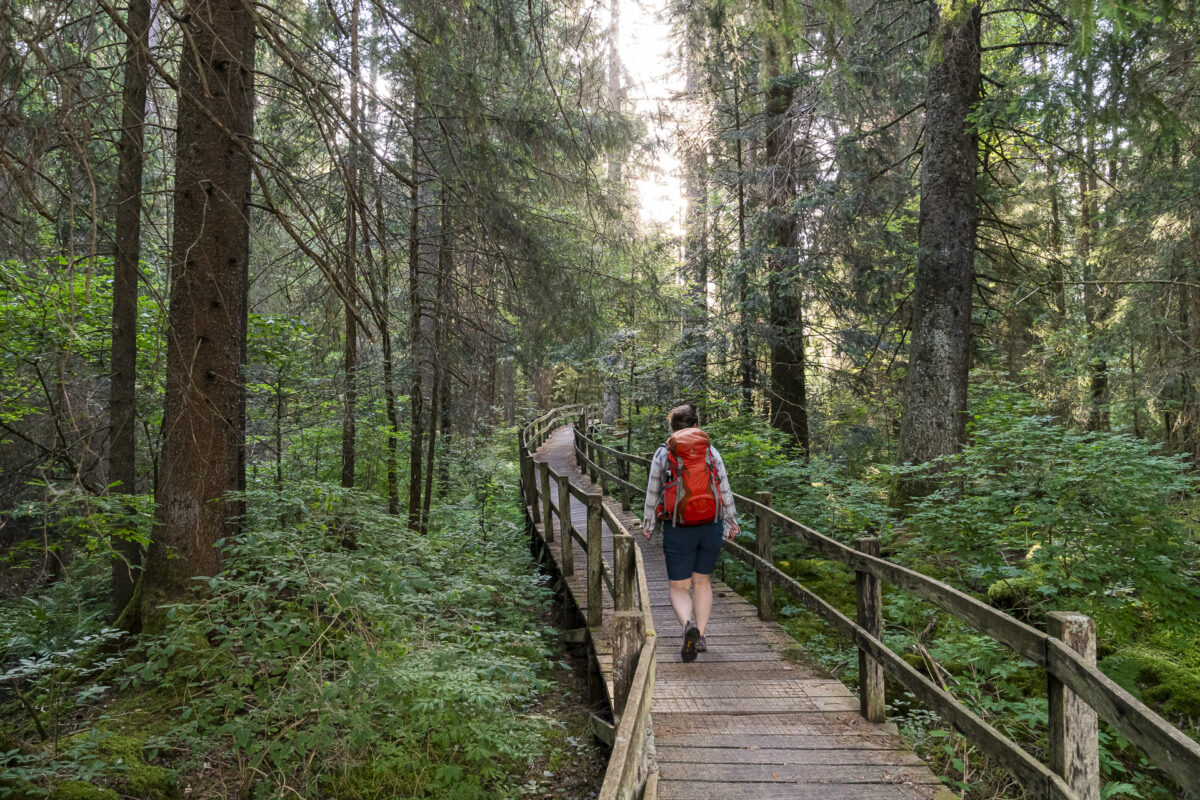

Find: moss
<box><xmin>49</xmin><ymin>783</ymin><xmax>118</xmax><ymax>800</ymax></box>
<box><xmin>64</xmin><ymin>728</ymin><xmax>180</xmax><ymax>800</ymax></box>
<box><xmin>1101</xmin><ymin>646</ymin><xmax>1200</xmax><ymax>725</ymax></box>
<box><xmin>985</xmin><ymin>574</ymin><xmax>1038</xmax><ymax>605</ymax></box>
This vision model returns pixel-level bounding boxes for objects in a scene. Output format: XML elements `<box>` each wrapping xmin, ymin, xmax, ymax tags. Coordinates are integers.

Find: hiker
<box><xmin>641</xmin><ymin>404</ymin><xmax>739</xmax><ymax>662</ymax></box>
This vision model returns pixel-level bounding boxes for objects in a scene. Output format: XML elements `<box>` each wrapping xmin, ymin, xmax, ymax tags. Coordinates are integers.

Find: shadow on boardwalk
<box><xmin>532</xmin><ymin>426</ymin><xmax>952</xmax><ymax>800</ymax></box>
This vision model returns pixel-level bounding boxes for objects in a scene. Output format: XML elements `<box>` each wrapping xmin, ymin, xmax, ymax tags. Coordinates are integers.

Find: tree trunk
<box><xmin>142</xmin><ymin>0</ymin><xmax>254</xmax><ymax>625</ymax></box>
<box><xmin>893</xmin><ymin>0</ymin><xmax>980</xmax><ymax>505</ymax></box>
<box><xmin>603</xmin><ymin>0</ymin><xmax>623</xmax><ymax>426</ymax></box>
<box><xmin>341</xmin><ymin>0</ymin><xmax>360</xmax><ymax>488</ymax></box>
<box><xmin>406</xmin><ymin>74</ymin><xmax>425</xmax><ymax>533</ymax></box>
<box><xmin>681</xmin><ymin>5</ymin><xmax>707</xmax><ymax>404</ymax></box>
<box><xmin>110</xmin><ymin>0</ymin><xmax>151</xmax><ymax>618</ymax></box>
<box><xmin>763</xmin><ymin>28</ymin><xmax>809</xmax><ymax>457</ymax></box>
<box><xmin>421</xmin><ymin>186</ymin><xmax>451</xmax><ymax>528</ymax></box>
<box><xmin>733</xmin><ymin>70</ymin><xmax>753</xmax><ymax>412</ymax></box>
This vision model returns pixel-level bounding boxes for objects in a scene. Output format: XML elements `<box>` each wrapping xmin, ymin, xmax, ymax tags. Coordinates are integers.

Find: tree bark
<box><xmin>680</xmin><ymin>3</ymin><xmax>708</xmax><ymax>404</ymax></box>
<box><xmin>602</xmin><ymin>0</ymin><xmax>623</xmax><ymax>425</ymax></box>
<box><xmin>893</xmin><ymin>0</ymin><xmax>980</xmax><ymax>505</ymax></box>
<box><xmin>763</xmin><ymin>26</ymin><xmax>809</xmax><ymax>457</ymax></box>
<box><xmin>142</xmin><ymin>0</ymin><xmax>254</xmax><ymax>625</ymax></box>
<box><xmin>407</xmin><ymin>75</ymin><xmax>425</xmax><ymax>533</ymax></box>
<box><xmin>340</xmin><ymin>0</ymin><xmax>360</xmax><ymax>488</ymax></box>
<box><xmin>110</xmin><ymin>0</ymin><xmax>151</xmax><ymax>618</ymax></box>
<box><xmin>733</xmin><ymin>70</ymin><xmax>754</xmax><ymax>411</ymax></box>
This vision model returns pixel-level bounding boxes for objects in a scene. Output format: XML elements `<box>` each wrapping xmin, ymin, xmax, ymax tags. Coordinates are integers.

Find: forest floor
<box><xmin>518</xmin><ymin>605</ymin><xmax>609</xmax><ymax>800</ymax></box>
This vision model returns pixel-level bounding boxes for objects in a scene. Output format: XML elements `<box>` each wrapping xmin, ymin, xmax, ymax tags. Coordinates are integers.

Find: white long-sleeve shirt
<box><xmin>642</xmin><ymin>441</ymin><xmax>737</xmax><ymax>533</ymax></box>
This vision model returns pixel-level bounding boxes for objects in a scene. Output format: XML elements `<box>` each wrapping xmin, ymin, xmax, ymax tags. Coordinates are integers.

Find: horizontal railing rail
<box><xmin>570</xmin><ymin>422</ymin><xmax>1200</xmax><ymax>800</ymax></box>
<box><xmin>519</xmin><ymin>404</ymin><xmax>657</xmax><ymax>800</ymax></box>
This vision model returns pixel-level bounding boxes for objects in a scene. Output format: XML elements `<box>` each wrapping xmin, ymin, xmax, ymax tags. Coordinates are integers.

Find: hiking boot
<box><xmin>681</xmin><ymin>622</ymin><xmax>700</xmax><ymax>663</ymax></box>
<box><xmin>695</xmin><ymin>635</ymin><xmax>707</xmax><ymax>653</ymax></box>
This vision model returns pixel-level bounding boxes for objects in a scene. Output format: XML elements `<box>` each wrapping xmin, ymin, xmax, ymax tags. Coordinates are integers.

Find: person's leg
<box><xmin>691</xmin><ymin>572</ymin><xmax>713</xmax><ymax>634</ymax></box>
<box><xmin>689</xmin><ymin>520</ymin><xmax>724</xmax><ymax>636</ymax></box>
<box><xmin>668</xmin><ymin>578</ymin><xmax>694</xmax><ymax>627</ymax></box>
<box><xmin>662</xmin><ymin>522</ymin><xmax>700</xmax><ymax>627</ymax></box>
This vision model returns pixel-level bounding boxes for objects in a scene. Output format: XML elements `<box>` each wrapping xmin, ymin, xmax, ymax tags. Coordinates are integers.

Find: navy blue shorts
<box><xmin>661</xmin><ymin>520</ymin><xmax>724</xmax><ymax>581</ymax></box>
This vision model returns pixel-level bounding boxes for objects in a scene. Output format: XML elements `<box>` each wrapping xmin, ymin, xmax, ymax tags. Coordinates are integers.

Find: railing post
<box><xmin>612</xmin><ymin>534</ymin><xmax>640</xmax><ymax>722</ymax></box>
<box><xmin>597</xmin><ymin>444</ymin><xmax>610</xmax><ymax>495</ymax></box>
<box><xmin>573</xmin><ymin>428</ymin><xmax>582</xmax><ymax>470</ymax></box>
<box><xmin>558</xmin><ymin>474</ymin><xmax>574</xmax><ymax>575</ymax></box>
<box><xmin>539</xmin><ymin>461</ymin><xmax>554</xmax><ymax>542</ymax></box>
<box><xmin>521</xmin><ymin>445</ymin><xmax>539</xmax><ymax>523</ymax></box>
<box><xmin>587</xmin><ymin>440</ymin><xmax>598</xmax><ymax>484</ymax></box>
<box><xmin>616</xmin><ymin>447</ymin><xmax>631</xmax><ymax>511</ymax></box>
<box><xmin>855</xmin><ymin>537</ymin><xmax>885</xmax><ymax>723</ymax></box>
<box><xmin>528</xmin><ymin>455</ymin><xmax>542</xmax><ymax>525</ymax></box>
<box><xmin>614</xmin><ymin>534</ymin><xmax>635</xmax><ymax>612</ymax></box>
<box><xmin>754</xmin><ymin>492</ymin><xmax>774</xmax><ymax>622</ymax></box>
<box><xmin>1048</xmin><ymin>612</ymin><xmax>1100</xmax><ymax>800</ymax></box>
<box><xmin>586</xmin><ymin>492</ymin><xmax>603</xmax><ymax>628</ymax></box>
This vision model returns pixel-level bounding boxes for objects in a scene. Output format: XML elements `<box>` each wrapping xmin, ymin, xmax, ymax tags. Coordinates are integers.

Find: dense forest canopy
<box><xmin>1</xmin><ymin>0</ymin><xmax>1199</xmax><ymax>797</ymax></box>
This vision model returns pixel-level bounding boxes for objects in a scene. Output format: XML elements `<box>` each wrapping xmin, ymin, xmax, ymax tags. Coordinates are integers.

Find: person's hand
<box><xmin>724</xmin><ymin>520</ymin><xmax>740</xmax><ymax>542</ymax></box>
<box><xmin>641</xmin><ymin>518</ymin><xmax>654</xmax><ymax>540</ymax></box>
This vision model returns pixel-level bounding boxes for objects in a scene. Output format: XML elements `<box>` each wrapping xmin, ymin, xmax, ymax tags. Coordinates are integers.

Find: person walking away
<box><xmin>641</xmin><ymin>404</ymin><xmax>739</xmax><ymax>662</ymax></box>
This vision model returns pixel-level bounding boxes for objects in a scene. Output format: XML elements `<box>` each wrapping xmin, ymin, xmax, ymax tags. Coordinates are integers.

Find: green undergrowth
<box><xmin>2</xmin><ymin>433</ymin><xmax>586</xmax><ymax>799</ymax></box>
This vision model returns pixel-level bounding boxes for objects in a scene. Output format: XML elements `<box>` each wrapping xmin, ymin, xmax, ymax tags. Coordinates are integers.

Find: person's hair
<box><xmin>668</xmin><ymin>404</ymin><xmax>699</xmax><ymax>431</ymax></box>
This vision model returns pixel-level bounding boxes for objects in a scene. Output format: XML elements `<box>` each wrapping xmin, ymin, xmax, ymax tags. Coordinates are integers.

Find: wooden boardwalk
<box><xmin>532</xmin><ymin>426</ymin><xmax>951</xmax><ymax>800</ymax></box>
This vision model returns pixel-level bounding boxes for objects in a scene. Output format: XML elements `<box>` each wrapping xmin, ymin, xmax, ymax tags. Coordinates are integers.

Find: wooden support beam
<box><xmin>563</xmin><ymin>627</ymin><xmax>589</xmax><ymax>644</ymax></box>
<box><xmin>589</xmin><ymin>713</ymin><xmax>615</xmax><ymax>747</ymax></box>
<box><xmin>1049</xmin><ymin>611</ymin><xmax>1100</xmax><ymax>800</ymax></box>
<box><xmin>856</xmin><ymin>536</ymin><xmax>886</xmax><ymax>723</ymax></box>
<box><xmin>611</xmin><ymin>610</ymin><xmax>643</xmax><ymax>719</ymax></box>
<box><xmin>586</xmin><ymin>491</ymin><xmax>603</xmax><ymax>628</ymax></box>
<box><xmin>755</xmin><ymin>491</ymin><xmax>774</xmax><ymax>622</ymax></box>
<box><xmin>540</xmin><ymin>460</ymin><xmax>553</xmax><ymax>542</ymax></box>
<box><xmin>558</xmin><ymin>473</ymin><xmax>574</xmax><ymax>575</ymax></box>
<box><xmin>616</xmin><ymin>446</ymin><xmax>631</xmax><ymax>511</ymax></box>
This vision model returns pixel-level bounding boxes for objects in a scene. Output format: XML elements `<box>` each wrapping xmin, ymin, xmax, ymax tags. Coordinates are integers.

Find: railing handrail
<box><xmin>569</xmin><ymin>423</ymin><xmax>1200</xmax><ymax>798</ymax></box>
<box><xmin>519</xmin><ymin>405</ymin><xmax>656</xmax><ymax>800</ymax></box>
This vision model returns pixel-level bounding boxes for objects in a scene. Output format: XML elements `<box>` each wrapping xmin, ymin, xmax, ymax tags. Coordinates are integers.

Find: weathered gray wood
<box><xmin>519</xmin><ymin>444</ymin><xmax>538</xmax><ymax>523</ymax></box>
<box><xmin>539</xmin><ymin>460</ymin><xmax>553</xmax><ymax>542</ymax></box>
<box><xmin>569</xmin><ymin>480</ymin><xmax>594</xmax><ymax>503</ymax></box>
<box><xmin>557</xmin><ymin>473</ymin><xmax>574</xmax><ymax>575</ymax></box>
<box><xmin>642</xmin><ymin>771</ymin><xmax>657</xmax><ymax>800</ymax></box>
<box><xmin>615</xmin><ymin>534</ymin><xmax>636</xmax><ymax>612</ymax></box>
<box><xmin>599</xmin><ymin>637</ymin><xmax>656</xmax><ymax>800</ymax></box>
<box><xmin>587</xmin><ymin>491</ymin><xmax>604</xmax><ymax>627</ymax></box>
<box><xmin>754</xmin><ymin>491</ymin><xmax>774</xmax><ymax>622</ymax></box>
<box><xmin>564</xmin><ymin>627</ymin><xmax>589</xmax><ymax>643</ymax></box>
<box><xmin>590</xmin><ymin>712</ymin><xmax>615</xmax><ymax>747</ymax></box>
<box><xmin>633</xmin><ymin>545</ymin><xmax>655</xmax><ymax>635</ymax></box>
<box><xmin>597</xmin><ymin>441</ymin><xmax>610</xmax><ymax>495</ymax></box>
<box><xmin>856</xmin><ymin>537</ymin><xmax>885</xmax><ymax>724</ymax></box>
<box><xmin>1044</xmin><ymin>637</ymin><xmax>1200</xmax><ymax>794</ymax></box>
<box><xmin>1046</xmin><ymin>614</ymin><xmax>1097</xmax><ymax>800</ymax></box>
<box><xmin>616</xmin><ymin>446</ymin><xmax>631</xmax><ymax>511</ymax></box>
<box><xmin>611</xmin><ymin>610</ymin><xmax>643</xmax><ymax>718</ymax></box>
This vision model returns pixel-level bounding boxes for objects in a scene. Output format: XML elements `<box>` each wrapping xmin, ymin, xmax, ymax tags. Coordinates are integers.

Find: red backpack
<box><xmin>655</xmin><ymin>427</ymin><xmax>722</xmax><ymax>526</ymax></box>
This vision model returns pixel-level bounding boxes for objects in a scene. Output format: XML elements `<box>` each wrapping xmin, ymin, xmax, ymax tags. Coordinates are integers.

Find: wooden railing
<box><xmin>519</xmin><ymin>405</ymin><xmax>658</xmax><ymax>800</ymax></box>
<box><xmin>570</xmin><ymin>423</ymin><xmax>1200</xmax><ymax>800</ymax></box>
